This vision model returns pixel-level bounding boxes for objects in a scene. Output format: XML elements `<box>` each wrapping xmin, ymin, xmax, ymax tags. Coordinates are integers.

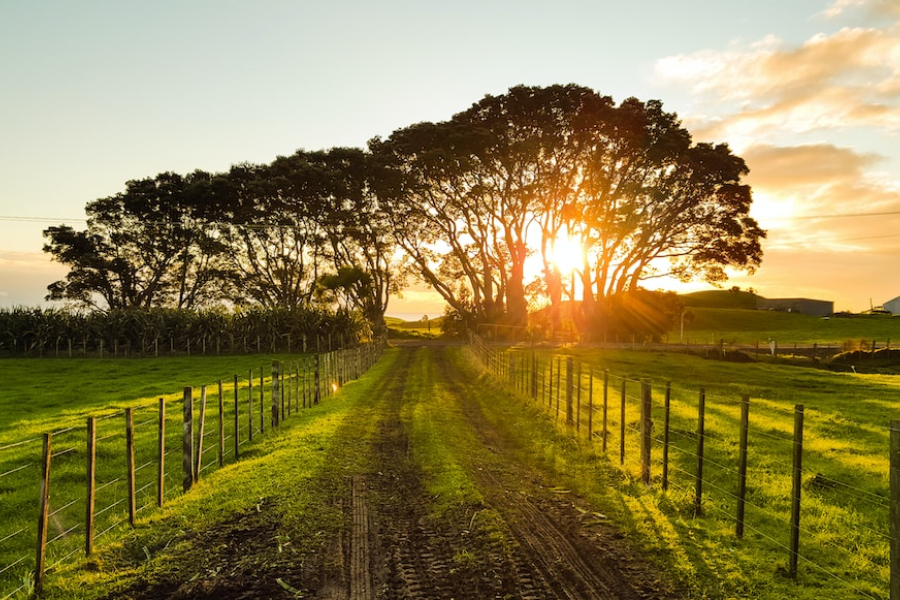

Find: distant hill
<box><xmin>680</xmin><ymin>289</ymin><xmax>760</xmax><ymax>309</ymax></box>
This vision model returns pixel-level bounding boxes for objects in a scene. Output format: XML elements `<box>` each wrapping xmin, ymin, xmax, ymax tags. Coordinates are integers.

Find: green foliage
<box><xmin>0</xmin><ymin>306</ymin><xmax>364</xmax><ymax>357</ymax></box>
<box><xmin>681</xmin><ymin>287</ymin><xmax>760</xmax><ymax>309</ymax></box>
<box><xmin>583</xmin><ymin>289</ymin><xmax>685</xmax><ymax>342</ymax></box>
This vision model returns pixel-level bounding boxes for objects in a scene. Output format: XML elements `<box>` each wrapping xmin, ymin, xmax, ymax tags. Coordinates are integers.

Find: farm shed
<box><xmin>756</xmin><ymin>297</ymin><xmax>834</xmax><ymax>317</ymax></box>
<box><xmin>885</xmin><ymin>295</ymin><xmax>900</xmax><ymax>314</ymax></box>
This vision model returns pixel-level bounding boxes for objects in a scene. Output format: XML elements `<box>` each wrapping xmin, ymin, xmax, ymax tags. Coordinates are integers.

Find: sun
<box><xmin>550</xmin><ymin>233</ymin><xmax>583</xmax><ymax>275</ymax></box>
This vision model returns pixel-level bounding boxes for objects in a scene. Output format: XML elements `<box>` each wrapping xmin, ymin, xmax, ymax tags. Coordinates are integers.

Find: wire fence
<box><xmin>0</xmin><ymin>338</ymin><xmax>385</xmax><ymax>599</ymax></box>
<box><xmin>468</xmin><ymin>333</ymin><xmax>894</xmax><ymax>600</ymax></box>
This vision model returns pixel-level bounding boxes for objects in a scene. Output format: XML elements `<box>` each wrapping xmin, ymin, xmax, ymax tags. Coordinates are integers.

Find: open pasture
<box><xmin>490</xmin><ymin>340</ymin><xmax>900</xmax><ymax>599</ymax></box>
<box><xmin>0</xmin><ymin>351</ymin><xmax>362</xmax><ymax>598</ymax></box>
<box><xmin>683</xmin><ymin>307</ymin><xmax>900</xmax><ymax>347</ymax></box>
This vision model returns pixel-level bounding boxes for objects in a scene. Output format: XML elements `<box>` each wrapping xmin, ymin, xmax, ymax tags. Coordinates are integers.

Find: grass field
<box><xmin>683</xmin><ymin>307</ymin><xmax>900</xmax><ymax>346</ymax></box>
<box><xmin>4</xmin><ymin>307</ymin><xmax>900</xmax><ymax>598</ymax></box>
<box><xmin>486</xmin><ymin>340</ymin><xmax>900</xmax><ymax>599</ymax></box>
<box><xmin>0</xmin><ymin>352</ymin><xmax>344</xmax><ymax>599</ymax></box>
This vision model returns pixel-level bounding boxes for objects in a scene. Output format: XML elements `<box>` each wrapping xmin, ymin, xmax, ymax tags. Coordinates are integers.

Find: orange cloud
<box><xmin>656</xmin><ymin>22</ymin><xmax>900</xmax><ymax>143</ymax></box>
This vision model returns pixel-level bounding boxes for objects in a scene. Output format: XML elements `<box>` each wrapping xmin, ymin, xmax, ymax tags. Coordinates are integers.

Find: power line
<box><xmin>761</xmin><ymin>210</ymin><xmax>900</xmax><ymax>221</ymax></box>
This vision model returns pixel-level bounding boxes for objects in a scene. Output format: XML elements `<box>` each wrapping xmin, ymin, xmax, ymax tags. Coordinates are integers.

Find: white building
<box><xmin>884</xmin><ymin>295</ymin><xmax>900</xmax><ymax>315</ymax></box>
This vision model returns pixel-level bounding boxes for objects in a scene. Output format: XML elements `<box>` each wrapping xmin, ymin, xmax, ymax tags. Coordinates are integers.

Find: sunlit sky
<box><xmin>2</xmin><ymin>0</ymin><xmax>899</xmax><ymax>315</ymax></box>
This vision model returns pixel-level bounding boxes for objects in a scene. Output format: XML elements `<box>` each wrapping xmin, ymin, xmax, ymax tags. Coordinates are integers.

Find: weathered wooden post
<box><xmin>576</xmin><ymin>363</ymin><xmax>583</xmax><ymax>434</ymax></box>
<box><xmin>662</xmin><ymin>383</ymin><xmax>671</xmax><ymax>491</ymax></box>
<box><xmin>891</xmin><ymin>419</ymin><xmax>900</xmax><ymax>599</ymax></box>
<box><xmin>315</xmin><ymin>354</ymin><xmax>321</xmax><ymax>404</ymax></box>
<box><xmin>157</xmin><ymin>398</ymin><xmax>165</xmax><ymax>507</ymax></box>
<box><xmin>233</xmin><ymin>375</ymin><xmax>240</xmax><ymax>459</ymax></box>
<box><xmin>565</xmin><ymin>357</ymin><xmax>574</xmax><ymax>426</ymax></box>
<box><xmin>86</xmin><ymin>418</ymin><xmax>97</xmax><ymax>554</ymax></box>
<box><xmin>248</xmin><ymin>370</ymin><xmax>254</xmax><ymax>442</ymax></box>
<box><xmin>789</xmin><ymin>404</ymin><xmax>805</xmax><ymax>578</ymax></box>
<box><xmin>126</xmin><ymin>408</ymin><xmax>136</xmax><ymax>526</ymax></box>
<box><xmin>183</xmin><ymin>387</ymin><xmax>194</xmax><ymax>493</ymax></box>
<box><xmin>217</xmin><ymin>380</ymin><xmax>225</xmax><ymax>468</ymax></box>
<box><xmin>272</xmin><ymin>361</ymin><xmax>281</xmax><ymax>428</ymax></box>
<box><xmin>619</xmin><ymin>380</ymin><xmax>627</xmax><ymax>465</ymax></box>
<box><xmin>602</xmin><ymin>370</ymin><xmax>609</xmax><ymax>453</ymax></box>
<box><xmin>259</xmin><ymin>368</ymin><xmax>265</xmax><ymax>433</ymax></box>
<box><xmin>34</xmin><ymin>433</ymin><xmax>52</xmax><ymax>595</ymax></box>
<box><xmin>694</xmin><ymin>388</ymin><xmax>706</xmax><ymax>516</ymax></box>
<box><xmin>736</xmin><ymin>395</ymin><xmax>750</xmax><ymax>538</ymax></box>
<box><xmin>640</xmin><ymin>380</ymin><xmax>652</xmax><ymax>484</ymax></box>
<box><xmin>587</xmin><ymin>368</ymin><xmax>594</xmax><ymax>442</ymax></box>
<box><xmin>194</xmin><ymin>387</ymin><xmax>207</xmax><ymax>482</ymax></box>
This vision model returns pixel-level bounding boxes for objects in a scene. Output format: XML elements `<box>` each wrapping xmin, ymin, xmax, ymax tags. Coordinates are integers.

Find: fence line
<box><xmin>0</xmin><ymin>338</ymin><xmax>385</xmax><ymax>598</ymax></box>
<box><xmin>467</xmin><ymin>333</ymin><xmax>894</xmax><ymax>599</ymax></box>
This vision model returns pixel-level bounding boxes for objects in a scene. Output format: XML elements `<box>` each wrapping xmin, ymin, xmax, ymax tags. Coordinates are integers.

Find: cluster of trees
<box><xmin>0</xmin><ymin>306</ymin><xmax>360</xmax><ymax>357</ymax></box>
<box><xmin>43</xmin><ymin>84</ymin><xmax>765</xmax><ymax>340</ymax></box>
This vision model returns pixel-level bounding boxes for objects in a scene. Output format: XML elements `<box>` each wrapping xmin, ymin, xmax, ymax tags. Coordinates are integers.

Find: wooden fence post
<box><xmin>588</xmin><ymin>368</ymin><xmax>594</xmax><ymax>442</ymax></box>
<box><xmin>86</xmin><ymin>418</ymin><xmax>96</xmax><ymax>555</ymax></box>
<box><xmin>233</xmin><ymin>375</ymin><xmax>240</xmax><ymax>459</ymax></box>
<box><xmin>619</xmin><ymin>380</ymin><xmax>627</xmax><ymax>465</ymax></box>
<box><xmin>195</xmin><ymin>387</ymin><xmax>207</xmax><ymax>482</ymax></box>
<box><xmin>789</xmin><ymin>404</ymin><xmax>805</xmax><ymax>579</ymax></box>
<box><xmin>602</xmin><ymin>370</ymin><xmax>609</xmax><ymax>453</ymax></box>
<box><xmin>662</xmin><ymin>383</ymin><xmax>671</xmax><ymax>491</ymax></box>
<box><xmin>126</xmin><ymin>408</ymin><xmax>136</xmax><ymax>526</ymax></box>
<box><xmin>890</xmin><ymin>420</ymin><xmax>900</xmax><ymax>600</ymax></box>
<box><xmin>736</xmin><ymin>395</ymin><xmax>750</xmax><ymax>538</ymax></box>
<box><xmin>640</xmin><ymin>380</ymin><xmax>652</xmax><ymax>484</ymax></box>
<box><xmin>555</xmin><ymin>357</ymin><xmax>561</xmax><ymax>417</ymax></box>
<box><xmin>183</xmin><ymin>387</ymin><xmax>193</xmax><ymax>493</ymax></box>
<box><xmin>157</xmin><ymin>399</ymin><xmax>165</xmax><ymax>507</ymax></box>
<box><xmin>272</xmin><ymin>361</ymin><xmax>280</xmax><ymax>428</ymax></box>
<box><xmin>259</xmin><ymin>368</ymin><xmax>265</xmax><ymax>433</ymax></box>
<box><xmin>565</xmin><ymin>357</ymin><xmax>574</xmax><ymax>426</ymax></box>
<box><xmin>576</xmin><ymin>363</ymin><xmax>583</xmax><ymax>434</ymax></box>
<box><xmin>694</xmin><ymin>388</ymin><xmax>706</xmax><ymax>516</ymax></box>
<box><xmin>315</xmin><ymin>354</ymin><xmax>321</xmax><ymax>405</ymax></box>
<box><xmin>547</xmin><ymin>359</ymin><xmax>553</xmax><ymax>407</ymax></box>
<box><xmin>217</xmin><ymin>380</ymin><xmax>225</xmax><ymax>468</ymax></box>
<box><xmin>248</xmin><ymin>370</ymin><xmax>254</xmax><ymax>441</ymax></box>
<box><xmin>34</xmin><ymin>433</ymin><xmax>52</xmax><ymax>595</ymax></box>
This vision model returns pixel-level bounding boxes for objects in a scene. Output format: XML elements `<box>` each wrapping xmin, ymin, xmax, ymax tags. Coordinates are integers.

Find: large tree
<box><xmin>572</xmin><ymin>97</ymin><xmax>765</xmax><ymax>329</ymax></box>
<box><xmin>43</xmin><ymin>171</ymin><xmax>227</xmax><ymax>310</ymax></box>
<box><xmin>211</xmin><ymin>161</ymin><xmax>323</xmax><ymax>310</ymax></box>
<box><xmin>270</xmin><ymin>148</ymin><xmax>401</xmax><ymax>334</ymax></box>
<box><xmin>373</xmin><ymin>85</ymin><xmax>764</xmax><ymax>333</ymax></box>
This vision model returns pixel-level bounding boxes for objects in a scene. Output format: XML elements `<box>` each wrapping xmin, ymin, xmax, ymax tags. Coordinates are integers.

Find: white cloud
<box><xmin>656</xmin><ymin>21</ymin><xmax>900</xmax><ymax>142</ymax></box>
<box><xmin>742</xmin><ymin>143</ymin><xmax>900</xmax><ymax>253</ymax></box>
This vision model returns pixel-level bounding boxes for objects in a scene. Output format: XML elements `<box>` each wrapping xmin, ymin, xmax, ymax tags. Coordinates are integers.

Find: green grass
<box><xmin>490</xmin><ymin>343</ymin><xmax>900</xmax><ymax>599</ymax></box>
<box><xmin>36</xmin><ymin>348</ymin><xmax>399</xmax><ymax>599</ymax></box>
<box><xmin>0</xmin><ymin>353</ymin><xmax>328</xmax><ymax>598</ymax></box>
<box><xmin>682</xmin><ymin>307</ymin><xmax>900</xmax><ymax>346</ymax></box>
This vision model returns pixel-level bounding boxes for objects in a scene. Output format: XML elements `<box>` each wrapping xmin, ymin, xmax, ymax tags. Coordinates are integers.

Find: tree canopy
<box><xmin>44</xmin><ymin>84</ymin><xmax>765</xmax><ymax>339</ymax></box>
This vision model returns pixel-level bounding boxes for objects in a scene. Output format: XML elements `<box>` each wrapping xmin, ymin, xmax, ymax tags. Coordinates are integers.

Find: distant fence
<box><xmin>0</xmin><ymin>339</ymin><xmax>384</xmax><ymax>599</ymax></box>
<box><xmin>474</xmin><ymin>322</ymin><xmax>898</xmax><ymax>363</ymax></box>
<box><xmin>0</xmin><ymin>332</ymin><xmax>354</xmax><ymax>358</ymax></box>
<box><xmin>468</xmin><ymin>333</ymin><xmax>897</xmax><ymax>600</ymax></box>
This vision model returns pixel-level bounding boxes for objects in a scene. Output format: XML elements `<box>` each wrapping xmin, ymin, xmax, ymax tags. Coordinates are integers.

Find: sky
<box><xmin>1</xmin><ymin>0</ymin><xmax>899</xmax><ymax>315</ymax></box>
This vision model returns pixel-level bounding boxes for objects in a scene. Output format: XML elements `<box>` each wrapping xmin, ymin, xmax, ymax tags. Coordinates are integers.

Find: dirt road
<box><xmin>104</xmin><ymin>345</ymin><xmax>676</xmax><ymax>599</ymax></box>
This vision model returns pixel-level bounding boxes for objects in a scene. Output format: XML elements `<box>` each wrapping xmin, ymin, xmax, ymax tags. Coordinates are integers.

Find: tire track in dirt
<box><xmin>432</xmin><ymin>346</ymin><xmax>673</xmax><ymax>600</ymax></box>
<box><xmin>360</xmin><ymin>346</ymin><xmax>472</xmax><ymax>599</ymax></box>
